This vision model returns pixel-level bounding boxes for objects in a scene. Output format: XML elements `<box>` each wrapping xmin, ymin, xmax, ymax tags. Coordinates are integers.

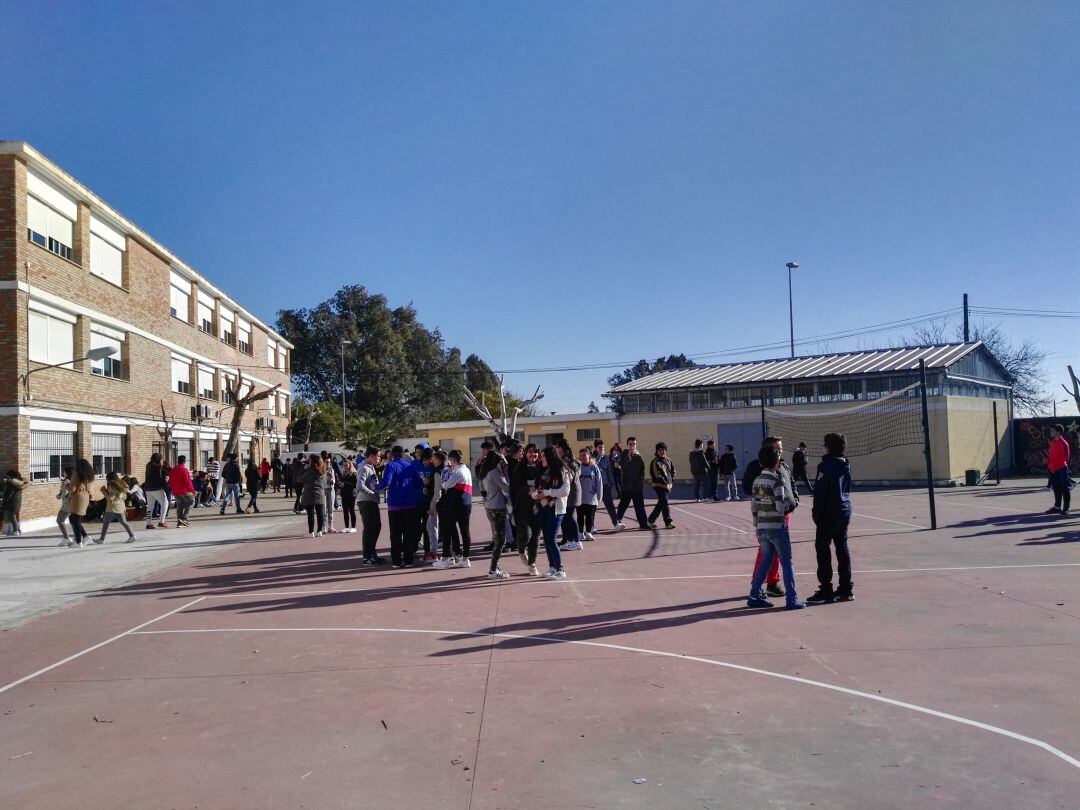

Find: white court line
<box><xmin>128</xmin><ymin>625</ymin><xmax>1080</xmax><ymax>771</ymax></box>
<box><xmin>190</xmin><ymin>561</ymin><xmax>1080</xmax><ymax>598</ymax></box>
<box><xmin>0</xmin><ymin>596</ymin><xmax>207</xmax><ymax>696</ymax></box>
<box><xmin>874</xmin><ymin>492</ymin><xmax>1020</xmax><ymax>513</ymax></box>
<box><xmin>669</xmin><ymin>505</ymin><xmax>748</xmax><ymax>533</ymax></box>
<box><xmin>853</xmin><ymin>512</ymin><xmax>927</xmax><ymax>530</ymax></box>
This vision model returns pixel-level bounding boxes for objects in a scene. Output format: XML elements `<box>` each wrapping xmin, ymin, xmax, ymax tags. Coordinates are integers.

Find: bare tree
<box><xmin>1063</xmin><ymin>366</ymin><xmax>1080</xmax><ymax>414</ymax></box>
<box><xmin>156</xmin><ymin>401</ymin><xmax>178</xmax><ymax>465</ymax></box>
<box><xmin>463</xmin><ymin>377</ymin><xmax>544</xmax><ymax>443</ymax></box>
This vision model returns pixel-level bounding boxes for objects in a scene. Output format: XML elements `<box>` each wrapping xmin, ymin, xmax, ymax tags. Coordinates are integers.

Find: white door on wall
<box><xmin>716</xmin><ymin>423</ymin><xmax>762</xmax><ymax>473</ymax></box>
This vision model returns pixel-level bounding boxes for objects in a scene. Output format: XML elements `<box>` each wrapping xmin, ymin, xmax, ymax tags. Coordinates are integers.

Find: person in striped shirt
<box><xmin>748</xmin><ymin>444</ymin><xmax>805</xmax><ymax>610</ymax></box>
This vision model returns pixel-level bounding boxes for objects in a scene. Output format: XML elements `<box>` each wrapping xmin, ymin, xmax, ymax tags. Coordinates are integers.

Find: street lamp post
<box><xmin>1053</xmin><ymin>398</ymin><xmax>1069</xmax><ymax>418</ymax></box>
<box><xmin>785</xmin><ymin>261</ymin><xmax>799</xmax><ymax>358</ymax></box>
<box><xmin>340</xmin><ymin>340</ymin><xmax>359</xmax><ymax>442</ymax></box>
<box><xmin>19</xmin><ymin>346</ymin><xmax>118</xmax><ymax>401</ymax></box>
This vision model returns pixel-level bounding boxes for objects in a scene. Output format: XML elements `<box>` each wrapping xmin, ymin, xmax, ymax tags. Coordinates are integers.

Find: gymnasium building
<box><xmin>604</xmin><ymin>343</ymin><xmax>1013</xmax><ymax>484</ymax></box>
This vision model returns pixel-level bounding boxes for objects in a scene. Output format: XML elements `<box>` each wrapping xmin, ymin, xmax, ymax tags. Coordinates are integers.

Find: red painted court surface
<box><xmin>1</xmin><ymin>483</ymin><xmax>1078</xmax><ymax>809</ymax></box>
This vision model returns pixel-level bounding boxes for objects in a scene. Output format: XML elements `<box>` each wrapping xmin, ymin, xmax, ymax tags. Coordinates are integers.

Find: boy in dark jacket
<box><xmin>647</xmin><ymin>443</ymin><xmax>676</xmax><ymax>529</ymax></box>
<box><xmin>807</xmin><ymin>433</ymin><xmax>854</xmax><ymax>604</ymax></box>
<box><xmin>792</xmin><ymin>442</ymin><xmax>814</xmax><ymax>495</ymax></box>
<box><xmin>614</xmin><ymin>438</ymin><xmax>649</xmax><ymax>530</ymax></box>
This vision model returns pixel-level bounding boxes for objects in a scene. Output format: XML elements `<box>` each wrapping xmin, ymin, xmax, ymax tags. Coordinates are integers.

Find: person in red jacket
<box><xmin>1045</xmin><ymin>424</ymin><xmax>1071</xmax><ymax>516</ymax></box>
<box><xmin>168</xmin><ymin>455</ymin><xmax>197</xmax><ymax>528</ymax></box>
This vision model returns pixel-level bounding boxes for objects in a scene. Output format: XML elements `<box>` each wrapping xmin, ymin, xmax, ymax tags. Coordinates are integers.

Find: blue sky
<box><xmin>4</xmin><ymin>1</ymin><xmax>1078</xmax><ymax>416</ymax></box>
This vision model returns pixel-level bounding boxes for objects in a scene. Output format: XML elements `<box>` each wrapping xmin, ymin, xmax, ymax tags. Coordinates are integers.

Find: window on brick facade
<box><xmin>29</xmin><ymin>307</ymin><xmax>75</xmax><ymax>366</ymax></box>
<box><xmin>238</xmin><ymin>320</ymin><xmax>252</xmax><ymax>354</ymax></box>
<box><xmin>221</xmin><ymin>374</ymin><xmax>236</xmax><ymax>405</ymax></box>
<box><xmin>576</xmin><ymin>428</ymin><xmax>601</xmax><ymax>441</ymax></box>
<box><xmin>90</xmin><ymin>327</ymin><xmax>124</xmax><ymax>379</ymax></box>
<box><xmin>267</xmin><ymin>339</ymin><xmax>277</xmax><ymax>367</ymax></box>
<box><xmin>91</xmin><ymin>432</ymin><xmax>125</xmax><ymax>476</ymax></box>
<box><xmin>30</xmin><ymin>430</ymin><xmax>76</xmax><ymax>482</ymax></box>
<box><xmin>172</xmin><ymin>358</ymin><xmax>192</xmax><ymax>395</ymax></box>
<box><xmin>26</xmin><ymin>194</ymin><xmax>75</xmax><ymax>262</ymax></box>
<box><xmin>220</xmin><ymin>308</ymin><xmax>235</xmax><ymax>345</ymax></box>
<box><xmin>277</xmin><ymin>347</ymin><xmax>287</xmax><ymax>371</ymax></box>
<box><xmin>89</xmin><ymin>216</ymin><xmax>125</xmax><ymax>286</ymax></box>
<box><xmin>198</xmin><ymin>366</ymin><xmax>216</xmax><ymax>400</ymax></box>
<box><xmin>197</xmin><ymin>294</ymin><xmax>214</xmax><ymax>334</ymax></box>
<box><xmin>170</xmin><ymin>271</ymin><xmax>191</xmax><ymax>321</ymax></box>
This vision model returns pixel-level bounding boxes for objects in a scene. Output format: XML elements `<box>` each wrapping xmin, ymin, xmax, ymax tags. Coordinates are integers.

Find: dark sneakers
<box><xmin>834</xmin><ymin>592</ymin><xmax>854</xmax><ymax>602</ymax></box>
<box><xmin>1045</xmin><ymin>507</ymin><xmax>1061</xmax><ymax>514</ymax></box>
<box><xmin>765</xmin><ymin>583</ymin><xmax>786</xmax><ymax>598</ymax></box>
<box><xmin>806</xmin><ymin>589</ymin><xmax>835</xmax><ymax>605</ymax></box>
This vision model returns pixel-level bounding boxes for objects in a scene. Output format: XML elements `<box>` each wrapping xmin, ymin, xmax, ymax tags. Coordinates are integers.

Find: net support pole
<box><xmin>760</xmin><ymin>390</ymin><xmax>766</xmax><ymax>440</ymax></box>
<box><xmin>919</xmin><ymin>359</ymin><xmax>938</xmax><ymax>530</ymax></box>
<box><xmin>992</xmin><ymin>400</ymin><xmax>1001</xmax><ymax>485</ymax></box>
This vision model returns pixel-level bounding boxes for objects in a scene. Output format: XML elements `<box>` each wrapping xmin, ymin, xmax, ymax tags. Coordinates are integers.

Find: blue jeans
<box><xmin>750</xmin><ymin>526</ymin><xmax>798</xmax><ymax>605</ymax></box>
<box><xmin>220</xmin><ymin>483</ymin><xmax>243</xmax><ymax>512</ymax></box>
<box><xmin>538</xmin><ymin>505</ymin><xmax>564</xmax><ymax>571</ymax></box>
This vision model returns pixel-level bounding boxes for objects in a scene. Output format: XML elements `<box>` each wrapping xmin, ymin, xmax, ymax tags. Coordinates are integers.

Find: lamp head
<box><xmin>86</xmin><ymin>346</ymin><xmax>118</xmax><ymax>361</ymax></box>
<box><xmin>786</xmin><ymin>261</ymin><xmax>799</xmax><ymax>270</ymax></box>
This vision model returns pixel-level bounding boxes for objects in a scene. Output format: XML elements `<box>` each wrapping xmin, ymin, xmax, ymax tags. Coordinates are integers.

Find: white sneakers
<box><xmin>614</xmin><ymin>522</ymin><xmax>626</xmax><ymax>532</ymax></box>
<box><xmin>487</xmin><ymin>568</ymin><xmax>509</xmax><ymax>579</ymax></box>
<box><xmin>432</xmin><ymin>557</ymin><xmax>453</xmax><ymax>569</ymax></box>
<box><xmin>564</xmin><ymin>540</ymin><xmax>584</xmax><ymax>551</ymax></box>
<box><xmin>455</xmin><ymin>558</ymin><xmax>472</xmax><ymax>569</ymax></box>
<box><xmin>528</xmin><ymin>564</ymin><xmax>540</xmax><ymax>576</ymax></box>
<box><xmin>545</xmin><ymin>568</ymin><xmax>567</xmax><ymax>580</ymax></box>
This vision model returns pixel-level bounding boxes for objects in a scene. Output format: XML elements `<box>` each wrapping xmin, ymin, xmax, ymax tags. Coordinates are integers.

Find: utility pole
<box><xmin>963</xmin><ymin>293</ymin><xmax>970</xmax><ymax>342</ymax></box>
<box><xmin>786</xmin><ymin>262</ymin><xmax>799</xmax><ymax>358</ymax></box>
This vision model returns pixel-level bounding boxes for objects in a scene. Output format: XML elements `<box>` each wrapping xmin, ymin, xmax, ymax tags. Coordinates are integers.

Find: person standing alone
<box><xmin>1045</xmin><ymin>424</ymin><xmax>1072</xmax><ymax>516</ymax></box>
<box><xmin>807</xmin><ymin>434</ymin><xmax>854</xmax><ymax>604</ymax></box>
<box><xmin>792</xmin><ymin>442</ymin><xmax>814</xmax><ymax>495</ymax></box>
<box><xmin>689</xmin><ymin>439</ymin><xmax>710</xmax><ymax>502</ymax></box>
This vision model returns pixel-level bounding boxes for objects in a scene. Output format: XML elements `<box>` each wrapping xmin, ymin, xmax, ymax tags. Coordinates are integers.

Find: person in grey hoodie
<box><xmin>556</xmin><ymin>439</ymin><xmax>583</xmax><ymax>550</ymax></box>
<box><xmin>479</xmin><ymin>451</ymin><xmax>512</xmax><ymax>579</ymax></box>
<box><xmin>356</xmin><ymin>446</ymin><xmax>383</xmax><ymax>565</ymax></box>
<box><xmin>576</xmin><ymin>447</ymin><xmax>603</xmax><ymax>540</ymax></box>
<box><xmin>594</xmin><ymin>440</ymin><xmax>618</xmax><ymax>526</ymax></box>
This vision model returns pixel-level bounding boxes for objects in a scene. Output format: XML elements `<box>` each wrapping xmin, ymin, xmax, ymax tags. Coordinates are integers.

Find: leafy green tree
<box><xmin>606</xmin><ymin>354</ymin><xmax>697</xmax><ymax>414</ymax></box>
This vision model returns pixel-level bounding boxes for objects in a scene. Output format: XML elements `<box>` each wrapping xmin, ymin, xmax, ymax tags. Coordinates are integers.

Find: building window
<box><xmin>220</xmin><ymin>308</ymin><xmax>235</xmax><ymax>346</ymax></box>
<box><xmin>172</xmin><ymin>358</ymin><xmax>191</xmax><ymax>395</ymax></box>
<box><xmin>238</xmin><ymin>320</ymin><xmax>252</xmax><ymax>355</ymax></box>
<box><xmin>90</xmin><ymin>327</ymin><xmax>124</xmax><ymax>379</ymax></box>
<box><xmin>267</xmin><ymin>339</ymin><xmax>277</xmax><ymax>367</ymax></box>
<box><xmin>26</xmin><ymin>195</ymin><xmax>74</xmax><ymax>261</ymax></box>
<box><xmin>92</xmin><ymin>433</ymin><xmax>125</xmax><ymax>476</ymax></box>
<box><xmin>170</xmin><ymin>272</ymin><xmax>191</xmax><ymax>321</ymax></box>
<box><xmin>576</xmin><ymin>428</ymin><xmax>601</xmax><ymax>441</ymax></box>
<box><xmin>198</xmin><ymin>366</ymin><xmax>216</xmax><ymax>400</ymax></box>
<box><xmin>89</xmin><ymin>216</ymin><xmax>125</xmax><ymax>287</ymax></box>
<box><xmin>221</xmin><ymin>375</ymin><xmax>235</xmax><ymax>405</ymax></box>
<box><xmin>30</xmin><ymin>429</ymin><xmax>76</xmax><ymax>482</ymax></box>
<box><xmin>199</xmin><ymin>439</ymin><xmax>216</xmax><ymax>469</ymax></box>
<box><xmin>197</xmin><ymin>294</ymin><xmax>214</xmax><ymax>334</ymax></box>
<box><xmin>277</xmin><ymin>347</ymin><xmax>287</xmax><ymax>371</ymax></box>
<box><xmin>29</xmin><ymin>308</ymin><xmax>75</xmax><ymax>366</ymax></box>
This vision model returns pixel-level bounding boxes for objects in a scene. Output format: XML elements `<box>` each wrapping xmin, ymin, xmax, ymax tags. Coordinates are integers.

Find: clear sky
<box><xmin>4</xmin><ymin>1</ymin><xmax>1078</xmax><ymax>416</ymax></box>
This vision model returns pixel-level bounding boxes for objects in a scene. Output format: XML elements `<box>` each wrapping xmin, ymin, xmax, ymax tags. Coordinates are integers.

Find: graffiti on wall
<box><xmin>1013</xmin><ymin>418</ymin><xmax>1080</xmax><ymax>475</ymax></box>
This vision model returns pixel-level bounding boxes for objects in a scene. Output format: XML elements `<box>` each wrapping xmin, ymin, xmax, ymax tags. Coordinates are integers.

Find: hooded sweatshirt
<box><xmin>441</xmin><ymin>464</ymin><xmax>474</xmax><ymax>510</ymax></box>
<box><xmin>811</xmin><ymin>455</ymin><xmax>852</xmax><ymax>524</ymax></box>
<box><xmin>577</xmin><ymin>461</ymin><xmax>603</xmax><ymax>506</ymax></box>
<box><xmin>377</xmin><ymin>457</ymin><xmax>425</xmax><ymax>511</ymax></box>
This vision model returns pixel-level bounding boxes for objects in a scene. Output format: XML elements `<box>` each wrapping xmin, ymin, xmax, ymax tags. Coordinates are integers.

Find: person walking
<box><xmin>1046</xmin><ymin>424</ymin><xmax>1072</xmax><ymax>516</ymax></box>
<box><xmin>647</xmin><ymin>443</ymin><xmax>677</xmax><ymax>529</ymax></box>
<box><xmin>807</xmin><ymin>433</ymin><xmax>854</xmax><ymax>604</ymax></box>
<box><xmin>576</xmin><ymin>447</ymin><xmax>602</xmax><ymax>541</ymax></box>
<box><xmin>511</xmin><ymin>443</ymin><xmax>542</xmax><ymax>576</ymax></box>
<box><xmin>747</xmin><ymin>445</ymin><xmax>805</xmax><ymax>610</ymax></box>
<box><xmin>690</xmin><ymin>439</ymin><xmax>710</xmax><ymax>502</ymax></box>
<box><xmin>1</xmin><ymin>470</ymin><xmax>28</xmax><ymax>536</ymax></box>
<box><xmin>614</xmin><ymin>437</ymin><xmax>649</xmax><ymax>531</ymax></box>
<box><xmin>718</xmin><ymin>444</ymin><xmax>739</xmax><ymax>501</ymax></box>
<box><xmin>168</xmin><ymin>455</ymin><xmax>196</xmax><ymax>527</ymax></box>
<box><xmin>245</xmin><ymin>458</ymin><xmax>262</xmax><ymax>513</ymax></box>
<box><xmin>377</xmin><ymin>446</ymin><xmax>426</xmax><ymax>567</ymax></box>
<box><xmin>66</xmin><ymin>458</ymin><xmax>94</xmax><ymax>547</ymax></box>
<box><xmin>271</xmin><ymin>452</ymin><xmax>284</xmax><ymax>493</ymax></box>
<box><xmin>594</xmin><ymin>440</ymin><xmax>619</xmax><ymax>527</ymax></box>
<box><xmin>532</xmin><ymin>446</ymin><xmax>569</xmax><ymax>580</ymax></box>
<box><xmin>299</xmin><ymin>455</ymin><xmax>327</xmax><ymax>536</ymax></box>
<box><xmin>259</xmin><ymin>457</ymin><xmax>271</xmax><ymax>493</ymax></box>
<box><xmin>704</xmin><ymin>440</ymin><xmax>720</xmax><ymax>501</ymax></box>
<box><xmin>205</xmin><ymin>456</ymin><xmax>220</xmax><ymax>505</ymax></box>
<box><xmin>432</xmin><ymin>449</ymin><xmax>473</xmax><ymax>569</ymax></box>
<box><xmin>291</xmin><ymin>454</ymin><xmax>306</xmax><ymax>513</ymax></box>
<box><xmin>356</xmin><ymin>446</ymin><xmax>384</xmax><ymax>565</ymax></box>
<box><xmin>54</xmin><ymin>467</ymin><xmax>73</xmax><ymax>547</ymax></box>
<box><xmin>792</xmin><ymin>442</ymin><xmax>814</xmax><ymax>495</ymax></box>
<box><xmin>144</xmin><ymin>452</ymin><xmax>170</xmax><ymax>529</ymax></box>
<box><xmin>218</xmin><ymin>454</ymin><xmax>244</xmax><ymax>515</ymax></box>
<box><xmin>339</xmin><ymin>459</ymin><xmax>358</xmax><ymax>533</ymax></box>
<box><xmin>479</xmin><ymin>450</ymin><xmax>512</xmax><ymax>579</ymax></box>
<box><xmin>95</xmin><ymin>472</ymin><xmax>138</xmax><ymax>543</ymax></box>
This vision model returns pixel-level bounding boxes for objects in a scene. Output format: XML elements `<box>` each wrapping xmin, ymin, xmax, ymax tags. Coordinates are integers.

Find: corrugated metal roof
<box><xmin>607</xmin><ymin>342</ymin><xmax>983</xmax><ymax>394</ymax></box>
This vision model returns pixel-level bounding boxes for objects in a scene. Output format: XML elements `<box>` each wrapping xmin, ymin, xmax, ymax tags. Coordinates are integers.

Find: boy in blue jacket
<box><xmin>807</xmin><ymin>433</ymin><xmax>853</xmax><ymax>604</ymax></box>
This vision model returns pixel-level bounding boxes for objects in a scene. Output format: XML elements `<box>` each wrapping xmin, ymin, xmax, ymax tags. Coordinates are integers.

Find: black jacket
<box><xmin>222</xmin><ymin>460</ymin><xmax>242</xmax><ymax>485</ymax></box>
<box><xmin>245</xmin><ymin>464</ymin><xmax>261</xmax><ymax>493</ymax></box>
<box><xmin>793</xmin><ymin>449</ymin><xmax>808</xmax><ymax>474</ymax></box>
<box><xmin>812</xmin><ymin>456</ymin><xmax>852</xmax><ymax>524</ymax></box>
<box><xmin>718</xmin><ymin>452</ymin><xmax>737</xmax><ymax>475</ymax></box>
<box><xmin>618</xmin><ymin>451</ymin><xmax>646</xmax><ymax>493</ymax></box>
<box><xmin>704</xmin><ymin>446</ymin><xmax>718</xmax><ymax>471</ymax></box>
<box><xmin>144</xmin><ymin>461</ymin><xmax>167</xmax><ymax>491</ymax></box>
<box><xmin>511</xmin><ymin>462</ymin><xmax>540</xmax><ymax>513</ymax></box>
<box><xmin>689</xmin><ymin>448</ymin><xmax>709</xmax><ymax>475</ymax></box>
